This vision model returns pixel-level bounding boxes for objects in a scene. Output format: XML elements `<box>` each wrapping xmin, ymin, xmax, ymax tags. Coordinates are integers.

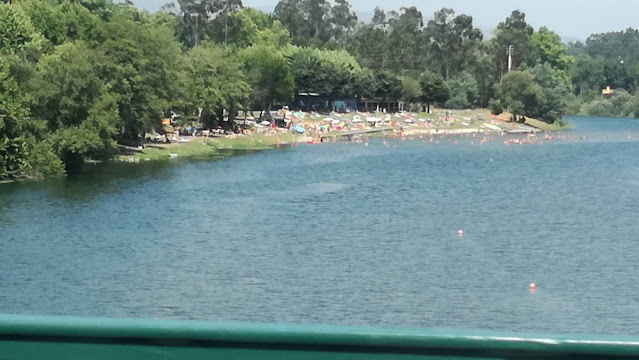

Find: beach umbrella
<box><xmin>261</xmin><ymin>121</ymin><xmax>270</xmax><ymax>125</ymax></box>
<box><xmin>405</xmin><ymin>119</ymin><xmax>414</xmax><ymax>123</ymax></box>
<box><xmin>332</xmin><ymin>119</ymin><xmax>340</xmax><ymax>124</ymax></box>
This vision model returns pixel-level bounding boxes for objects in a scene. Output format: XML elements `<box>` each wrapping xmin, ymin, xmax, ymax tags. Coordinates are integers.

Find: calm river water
<box><xmin>2</xmin><ymin>116</ymin><xmax>639</xmax><ymax>335</ymax></box>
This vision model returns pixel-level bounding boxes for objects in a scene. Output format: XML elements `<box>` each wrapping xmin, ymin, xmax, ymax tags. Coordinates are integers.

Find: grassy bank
<box><xmin>117</xmin><ymin>133</ymin><xmax>302</xmax><ymax>162</ymax></box>
<box><xmin>524</xmin><ymin>117</ymin><xmax>573</xmax><ymax>131</ymax></box>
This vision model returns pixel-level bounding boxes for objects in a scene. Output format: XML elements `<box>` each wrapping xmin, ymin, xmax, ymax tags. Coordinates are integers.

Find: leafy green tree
<box><xmin>98</xmin><ymin>9</ymin><xmax>183</xmax><ymax>143</ymax></box>
<box><xmin>425</xmin><ymin>8</ymin><xmax>482</xmax><ymax>79</ymax></box>
<box><xmin>224</xmin><ymin>8</ymin><xmax>290</xmax><ymax>48</ymax></box>
<box><xmin>176</xmin><ymin>0</ymin><xmax>216</xmax><ymax>47</ymax></box>
<box><xmin>240</xmin><ymin>45</ymin><xmax>294</xmax><ymax>112</ymax></box>
<box><xmin>329</xmin><ymin>0</ymin><xmax>357</xmax><ymax>45</ymax></box>
<box><xmin>345</xmin><ymin>12</ymin><xmax>388</xmax><ymax>70</ymax></box>
<box><xmin>570</xmin><ymin>54</ymin><xmax>606</xmax><ymax>94</ymax></box>
<box><xmin>0</xmin><ymin>59</ymin><xmax>32</xmax><ymax>178</ymax></box>
<box><xmin>303</xmin><ymin>0</ymin><xmax>331</xmax><ymax>44</ymax></box>
<box><xmin>0</xmin><ymin>3</ymin><xmax>44</xmax><ymax>55</ymax></box>
<box><xmin>491</xmin><ymin>10</ymin><xmax>538</xmax><ymax>76</ymax></box>
<box><xmin>286</xmin><ymin>46</ymin><xmax>361</xmax><ymax>100</ymax></box>
<box><xmin>584</xmin><ymin>28</ymin><xmax>639</xmax><ymax>60</ymax></box>
<box><xmin>419</xmin><ymin>70</ymin><xmax>450</xmax><ymax>112</ymax></box>
<box><xmin>373</xmin><ymin>70</ymin><xmax>402</xmax><ymax>101</ymax></box>
<box><xmin>528</xmin><ymin>63</ymin><xmax>567</xmax><ymax>122</ymax></box>
<box><xmin>493</xmin><ymin>70</ymin><xmax>544</xmax><ymax>119</ymax></box>
<box><xmin>29</xmin><ymin>42</ymin><xmax>118</xmax><ymax>170</ymax></box>
<box><xmin>273</xmin><ymin>0</ymin><xmax>306</xmax><ymax>45</ymax></box>
<box><xmin>19</xmin><ymin>0</ymin><xmax>103</xmax><ymax>53</ymax></box>
<box><xmin>255</xmin><ymin>19</ymin><xmax>290</xmax><ymax>48</ymax></box>
<box><xmin>467</xmin><ymin>48</ymin><xmax>496</xmax><ymax>107</ymax></box>
<box><xmin>180</xmin><ymin>43</ymin><xmax>249</xmax><ymax>127</ymax></box>
<box><xmin>445</xmin><ymin>71</ymin><xmax>478</xmax><ymax>109</ymax></box>
<box><xmin>531</xmin><ymin>26</ymin><xmax>572</xmax><ymax>71</ymax></box>
<box><xmin>386</xmin><ymin>7</ymin><xmax>425</xmax><ymax>73</ymax></box>
<box><xmin>400</xmin><ymin>76</ymin><xmax>422</xmax><ymax>103</ymax></box>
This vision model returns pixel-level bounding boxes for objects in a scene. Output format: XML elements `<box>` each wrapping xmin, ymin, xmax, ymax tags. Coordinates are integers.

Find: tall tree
<box><xmin>445</xmin><ymin>71</ymin><xmax>478</xmax><ymax>109</ymax></box>
<box><xmin>345</xmin><ymin>10</ymin><xmax>388</xmax><ymax>70</ymax></box>
<box><xmin>491</xmin><ymin>10</ymin><xmax>538</xmax><ymax>77</ymax></box>
<box><xmin>386</xmin><ymin>6</ymin><xmax>424</xmax><ymax>74</ymax></box>
<box><xmin>240</xmin><ymin>45</ymin><xmax>294</xmax><ymax>114</ymax></box>
<box><xmin>329</xmin><ymin>0</ymin><xmax>357</xmax><ymax>45</ymax></box>
<box><xmin>29</xmin><ymin>42</ymin><xmax>119</xmax><ymax>170</ymax></box>
<box><xmin>493</xmin><ymin>70</ymin><xmax>545</xmax><ymax>119</ymax></box>
<box><xmin>273</xmin><ymin>0</ymin><xmax>306</xmax><ymax>45</ymax></box>
<box><xmin>98</xmin><ymin>8</ymin><xmax>183</xmax><ymax>143</ymax></box>
<box><xmin>419</xmin><ymin>70</ymin><xmax>450</xmax><ymax>112</ymax></box>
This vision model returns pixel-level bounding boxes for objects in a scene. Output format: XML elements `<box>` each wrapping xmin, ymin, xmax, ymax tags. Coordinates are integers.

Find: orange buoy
<box><xmin>529</xmin><ymin>283</ymin><xmax>536</xmax><ymax>290</ymax></box>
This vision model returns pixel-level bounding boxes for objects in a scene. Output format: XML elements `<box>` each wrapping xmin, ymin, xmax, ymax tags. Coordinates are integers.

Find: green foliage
<box><xmin>490</xmin><ymin>10</ymin><xmax>538</xmax><ymax>75</ymax></box>
<box><xmin>30</xmin><ymin>41</ymin><xmax>118</xmax><ymax>161</ymax></box>
<box><xmin>13</xmin><ymin>0</ymin><xmax>639</xmax><ymax>179</ymax></box>
<box><xmin>99</xmin><ymin>8</ymin><xmax>183</xmax><ymax>141</ymax></box>
<box><xmin>373</xmin><ymin>71</ymin><xmax>402</xmax><ymax>100</ymax></box>
<box><xmin>494</xmin><ymin>64</ymin><xmax>567</xmax><ymax>123</ymax></box>
<box><xmin>445</xmin><ymin>71</ymin><xmax>478</xmax><ymax>109</ymax></box>
<box><xmin>180</xmin><ymin>43</ymin><xmax>249</xmax><ymax>125</ymax></box>
<box><xmin>419</xmin><ymin>70</ymin><xmax>450</xmax><ymax>110</ymax></box>
<box><xmin>400</xmin><ymin>76</ymin><xmax>422</xmax><ymax>102</ymax></box>
<box><xmin>531</xmin><ymin>27</ymin><xmax>573</xmax><ymax>71</ymax></box>
<box><xmin>240</xmin><ymin>45</ymin><xmax>294</xmax><ymax>110</ymax></box>
<box><xmin>286</xmin><ymin>46</ymin><xmax>361</xmax><ymax>98</ymax></box>
<box><xmin>0</xmin><ymin>3</ymin><xmax>44</xmax><ymax>55</ymax></box>
<box><xmin>528</xmin><ymin>63</ymin><xmax>567</xmax><ymax>122</ymax></box>
<box><xmin>425</xmin><ymin>8</ymin><xmax>482</xmax><ymax>79</ymax></box>
<box><xmin>494</xmin><ymin>70</ymin><xmax>544</xmax><ymax>117</ymax></box>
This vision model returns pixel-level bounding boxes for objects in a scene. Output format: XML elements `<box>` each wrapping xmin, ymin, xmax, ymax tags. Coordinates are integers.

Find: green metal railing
<box><xmin>0</xmin><ymin>315</ymin><xmax>637</xmax><ymax>359</ymax></box>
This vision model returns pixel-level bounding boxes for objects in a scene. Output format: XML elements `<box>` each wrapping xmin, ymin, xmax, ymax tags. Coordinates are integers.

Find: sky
<box><xmin>132</xmin><ymin>0</ymin><xmax>639</xmax><ymax>42</ymax></box>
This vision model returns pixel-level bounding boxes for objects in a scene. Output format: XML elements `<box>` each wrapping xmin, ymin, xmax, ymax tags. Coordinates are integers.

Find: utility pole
<box><xmin>507</xmin><ymin>45</ymin><xmax>514</xmax><ymax>73</ymax></box>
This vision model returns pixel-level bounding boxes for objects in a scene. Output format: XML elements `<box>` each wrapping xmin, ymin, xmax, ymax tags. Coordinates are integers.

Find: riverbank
<box><xmin>119</xmin><ymin>109</ymin><xmax>571</xmax><ymax>163</ymax></box>
<box><xmin>117</xmin><ymin>132</ymin><xmax>304</xmax><ymax>162</ymax></box>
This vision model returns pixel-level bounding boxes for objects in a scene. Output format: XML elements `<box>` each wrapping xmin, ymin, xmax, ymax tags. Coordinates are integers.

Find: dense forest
<box><xmin>1</xmin><ymin>0</ymin><xmax>639</xmax><ymax>179</ymax></box>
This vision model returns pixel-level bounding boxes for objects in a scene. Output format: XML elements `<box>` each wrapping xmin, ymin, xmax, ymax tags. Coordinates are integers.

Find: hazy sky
<box><xmin>133</xmin><ymin>0</ymin><xmax>638</xmax><ymax>41</ymax></box>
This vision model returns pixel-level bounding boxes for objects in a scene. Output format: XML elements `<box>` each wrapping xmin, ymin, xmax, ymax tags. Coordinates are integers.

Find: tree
<box><xmin>0</xmin><ymin>58</ymin><xmax>32</xmax><ymax>178</ymax></box>
<box><xmin>493</xmin><ymin>70</ymin><xmax>545</xmax><ymax>119</ymax></box>
<box><xmin>445</xmin><ymin>71</ymin><xmax>478</xmax><ymax>109</ymax></box>
<box><xmin>373</xmin><ymin>70</ymin><xmax>402</xmax><ymax>101</ymax></box>
<box><xmin>240</xmin><ymin>45</ymin><xmax>294</xmax><ymax>113</ymax></box>
<box><xmin>29</xmin><ymin>42</ymin><xmax>118</xmax><ymax>170</ymax></box>
<box><xmin>400</xmin><ymin>76</ymin><xmax>422</xmax><ymax>103</ymax></box>
<box><xmin>425</xmin><ymin>8</ymin><xmax>482</xmax><ymax>79</ymax></box>
<box><xmin>345</xmin><ymin>17</ymin><xmax>388</xmax><ymax>70</ymax></box>
<box><xmin>98</xmin><ymin>8</ymin><xmax>183</xmax><ymax>143</ymax></box>
<box><xmin>528</xmin><ymin>63</ymin><xmax>567</xmax><ymax>122</ymax></box>
<box><xmin>180</xmin><ymin>43</ymin><xmax>249</xmax><ymax>127</ymax></box>
<box><xmin>386</xmin><ymin>7</ymin><xmax>425</xmax><ymax>73</ymax></box>
<box><xmin>419</xmin><ymin>70</ymin><xmax>450</xmax><ymax>112</ymax></box>
<box><xmin>303</xmin><ymin>0</ymin><xmax>331</xmax><ymax>44</ymax></box>
<box><xmin>491</xmin><ymin>10</ymin><xmax>538</xmax><ymax>77</ymax></box>
<box><xmin>531</xmin><ymin>26</ymin><xmax>572</xmax><ymax>71</ymax></box>
<box><xmin>0</xmin><ymin>3</ymin><xmax>44</xmax><ymax>55</ymax></box>
<box><xmin>329</xmin><ymin>0</ymin><xmax>357</xmax><ymax>45</ymax></box>
<box><xmin>570</xmin><ymin>54</ymin><xmax>606</xmax><ymax>94</ymax></box>
<box><xmin>286</xmin><ymin>46</ymin><xmax>361</xmax><ymax>100</ymax></box>
<box><xmin>273</xmin><ymin>0</ymin><xmax>306</xmax><ymax>45</ymax></box>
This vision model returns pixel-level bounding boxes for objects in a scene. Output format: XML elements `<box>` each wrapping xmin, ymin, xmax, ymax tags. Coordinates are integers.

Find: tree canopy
<box><xmin>2</xmin><ymin>0</ymin><xmax>636</xmax><ymax>179</ymax></box>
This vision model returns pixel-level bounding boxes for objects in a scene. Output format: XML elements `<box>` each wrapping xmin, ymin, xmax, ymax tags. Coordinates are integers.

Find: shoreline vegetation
<box><xmin>116</xmin><ymin>108</ymin><xmax>572</xmax><ymax>164</ymax></box>
<box><xmin>1</xmin><ymin>0</ymin><xmax>617</xmax><ymax>181</ymax></box>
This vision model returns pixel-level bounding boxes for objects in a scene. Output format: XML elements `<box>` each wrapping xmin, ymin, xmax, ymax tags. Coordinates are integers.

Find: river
<box><xmin>1</xmin><ymin>115</ymin><xmax>639</xmax><ymax>335</ymax></box>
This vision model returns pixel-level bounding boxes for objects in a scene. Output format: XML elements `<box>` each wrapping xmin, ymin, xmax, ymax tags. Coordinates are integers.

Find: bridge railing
<box><xmin>0</xmin><ymin>315</ymin><xmax>638</xmax><ymax>359</ymax></box>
